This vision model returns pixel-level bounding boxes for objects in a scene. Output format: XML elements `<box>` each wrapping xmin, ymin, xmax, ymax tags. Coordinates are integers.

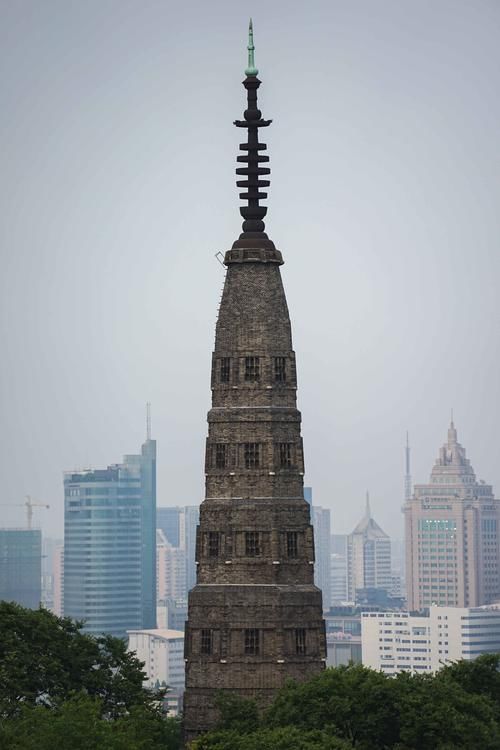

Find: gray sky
<box><xmin>1</xmin><ymin>0</ymin><xmax>499</xmax><ymax>541</ymax></box>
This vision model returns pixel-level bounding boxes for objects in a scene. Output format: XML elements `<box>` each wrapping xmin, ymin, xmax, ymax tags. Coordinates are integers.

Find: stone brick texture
<box><xmin>183</xmin><ymin>252</ymin><xmax>326</xmax><ymax>743</ymax></box>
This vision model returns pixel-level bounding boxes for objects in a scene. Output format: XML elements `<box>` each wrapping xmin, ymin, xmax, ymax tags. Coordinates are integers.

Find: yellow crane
<box><xmin>2</xmin><ymin>495</ymin><xmax>50</xmax><ymax>529</ymax></box>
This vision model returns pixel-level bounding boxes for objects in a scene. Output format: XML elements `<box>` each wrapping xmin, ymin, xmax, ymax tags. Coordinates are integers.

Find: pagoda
<box><xmin>183</xmin><ymin>21</ymin><xmax>326</xmax><ymax>742</ymax></box>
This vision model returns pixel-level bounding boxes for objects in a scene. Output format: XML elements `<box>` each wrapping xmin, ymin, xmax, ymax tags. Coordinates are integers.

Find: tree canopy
<box><xmin>0</xmin><ymin>602</ymin><xmax>180</xmax><ymax>749</ymax></box>
<box><xmin>193</xmin><ymin>656</ymin><xmax>500</xmax><ymax>750</ymax></box>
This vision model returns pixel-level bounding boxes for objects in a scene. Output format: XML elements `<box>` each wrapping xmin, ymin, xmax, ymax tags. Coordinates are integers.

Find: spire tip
<box><xmin>365</xmin><ymin>490</ymin><xmax>371</xmax><ymax>518</ymax></box>
<box><xmin>146</xmin><ymin>402</ymin><xmax>151</xmax><ymax>441</ymax></box>
<box><xmin>245</xmin><ymin>18</ymin><xmax>258</xmax><ymax>76</ymax></box>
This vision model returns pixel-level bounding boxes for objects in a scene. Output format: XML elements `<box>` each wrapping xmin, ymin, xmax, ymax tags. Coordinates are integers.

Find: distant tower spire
<box><xmin>146</xmin><ymin>402</ymin><xmax>151</xmax><ymax>441</ymax></box>
<box><xmin>365</xmin><ymin>490</ymin><xmax>371</xmax><ymax>518</ymax></box>
<box><xmin>448</xmin><ymin>412</ymin><xmax>458</xmax><ymax>444</ymax></box>
<box><xmin>404</xmin><ymin>431</ymin><xmax>412</xmax><ymax>501</ymax></box>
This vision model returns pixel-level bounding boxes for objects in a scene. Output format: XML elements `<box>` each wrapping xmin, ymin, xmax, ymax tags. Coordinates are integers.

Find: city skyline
<box><xmin>2</xmin><ymin>1</ymin><xmax>500</xmax><ymax>543</ymax></box>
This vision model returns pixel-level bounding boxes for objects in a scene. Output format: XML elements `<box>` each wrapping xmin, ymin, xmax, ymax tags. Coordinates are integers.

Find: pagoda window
<box><xmin>245</xmin><ymin>531</ymin><xmax>261</xmax><ymax>557</ymax></box>
<box><xmin>215</xmin><ymin>443</ymin><xmax>227</xmax><ymax>469</ymax></box>
<box><xmin>244</xmin><ymin>443</ymin><xmax>260</xmax><ymax>469</ymax></box>
<box><xmin>295</xmin><ymin>628</ymin><xmax>306</xmax><ymax>655</ymax></box>
<box><xmin>244</xmin><ymin>628</ymin><xmax>260</xmax><ymax>655</ymax></box>
<box><xmin>220</xmin><ymin>358</ymin><xmax>231</xmax><ymax>383</ymax></box>
<box><xmin>201</xmin><ymin>629</ymin><xmax>213</xmax><ymax>655</ymax></box>
<box><xmin>274</xmin><ymin>357</ymin><xmax>286</xmax><ymax>382</ymax></box>
<box><xmin>208</xmin><ymin>531</ymin><xmax>220</xmax><ymax>558</ymax></box>
<box><xmin>279</xmin><ymin>442</ymin><xmax>293</xmax><ymax>468</ymax></box>
<box><xmin>286</xmin><ymin>531</ymin><xmax>298</xmax><ymax>559</ymax></box>
<box><xmin>244</xmin><ymin>356</ymin><xmax>260</xmax><ymax>381</ymax></box>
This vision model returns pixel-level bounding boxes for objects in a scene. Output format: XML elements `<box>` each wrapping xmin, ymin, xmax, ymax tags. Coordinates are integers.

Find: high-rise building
<box><xmin>157</xmin><ymin>529</ymin><xmax>187</xmax><ymax>601</ymax></box>
<box><xmin>183</xmin><ymin>506</ymin><xmax>199</xmax><ymax>593</ymax></box>
<box><xmin>157</xmin><ymin>505</ymin><xmax>200</xmax><ymax>599</ymax></box>
<box><xmin>157</xmin><ymin>597</ymin><xmax>188</xmax><ymax>631</ymax></box>
<box><xmin>404</xmin><ymin>420</ymin><xmax>500</xmax><ymax>610</ymax></box>
<box><xmin>347</xmin><ymin>494</ymin><xmax>392</xmax><ymax>602</ymax></box>
<box><xmin>0</xmin><ymin>528</ymin><xmax>41</xmax><ymax>608</ymax></box>
<box><xmin>311</xmin><ymin>506</ymin><xmax>332</xmax><ymax>609</ymax></box>
<box><xmin>63</xmin><ymin>433</ymin><xmax>156</xmax><ymax>638</ymax></box>
<box><xmin>157</xmin><ymin>507</ymin><xmax>181</xmax><ymax>547</ymax></box>
<box><xmin>41</xmin><ymin>536</ymin><xmax>63</xmax><ymax>611</ymax></box>
<box><xmin>331</xmin><ymin>548</ymin><xmax>348</xmax><ymax>604</ymax></box>
<box><xmin>183</xmin><ymin>23</ymin><xmax>326</xmax><ymax>741</ymax></box>
<box><xmin>52</xmin><ymin>543</ymin><xmax>64</xmax><ymax>617</ymax></box>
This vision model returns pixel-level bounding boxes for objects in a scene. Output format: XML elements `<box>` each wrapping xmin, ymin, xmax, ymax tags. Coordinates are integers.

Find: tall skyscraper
<box><xmin>183</xmin><ymin>506</ymin><xmax>200</xmax><ymax>593</ymax></box>
<box><xmin>52</xmin><ymin>543</ymin><xmax>64</xmax><ymax>617</ymax></box>
<box><xmin>404</xmin><ymin>419</ymin><xmax>500</xmax><ymax>610</ymax></box>
<box><xmin>64</xmin><ymin>431</ymin><xmax>156</xmax><ymax>638</ymax></box>
<box><xmin>183</xmin><ymin>23</ymin><xmax>326</xmax><ymax>741</ymax></box>
<box><xmin>41</xmin><ymin>536</ymin><xmax>63</xmax><ymax>610</ymax></box>
<box><xmin>0</xmin><ymin>528</ymin><xmax>41</xmax><ymax>608</ymax></box>
<box><xmin>331</xmin><ymin>535</ymin><xmax>348</xmax><ymax>605</ymax></box>
<box><xmin>157</xmin><ymin>507</ymin><xmax>181</xmax><ymax>547</ymax></box>
<box><xmin>157</xmin><ymin>529</ymin><xmax>187</xmax><ymax>601</ymax></box>
<box><xmin>311</xmin><ymin>506</ymin><xmax>332</xmax><ymax>609</ymax></box>
<box><xmin>347</xmin><ymin>493</ymin><xmax>392</xmax><ymax>602</ymax></box>
<box><xmin>157</xmin><ymin>505</ymin><xmax>200</xmax><ymax>599</ymax></box>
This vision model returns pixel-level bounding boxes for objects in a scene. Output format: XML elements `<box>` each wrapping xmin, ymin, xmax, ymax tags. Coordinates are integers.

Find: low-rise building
<box><xmin>362</xmin><ymin>604</ymin><xmax>500</xmax><ymax>675</ymax></box>
<box><xmin>324</xmin><ymin>607</ymin><xmax>362</xmax><ymax>667</ymax></box>
<box><xmin>128</xmin><ymin>628</ymin><xmax>185</xmax><ymax>695</ymax></box>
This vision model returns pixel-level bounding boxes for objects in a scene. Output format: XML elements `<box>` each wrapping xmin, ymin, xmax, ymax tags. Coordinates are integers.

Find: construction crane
<box><xmin>2</xmin><ymin>495</ymin><xmax>50</xmax><ymax>529</ymax></box>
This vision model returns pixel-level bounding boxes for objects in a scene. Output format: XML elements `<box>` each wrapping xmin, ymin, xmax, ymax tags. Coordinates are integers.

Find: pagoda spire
<box><xmin>245</xmin><ymin>18</ymin><xmax>258</xmax><ymax>76</ymax></box>
<box><xmin>232</xmin><ymin>20</ymin><xmax>275</xmax><ymax>250</ymax></box>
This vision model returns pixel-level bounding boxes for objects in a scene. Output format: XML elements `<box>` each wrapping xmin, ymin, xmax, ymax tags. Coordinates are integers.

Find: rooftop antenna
<box><xmin>365</xmin><ymin>490</ymin><xmax>371</xmax><ymax>518</ymax></box>
<box><xmin>404</xmin><ymin>431</ymin><xmax>412</xmax><ymax>501</ymax></box>
<box><xmin>146</xmin><ymin>402</ymin><xmax>151</xmax><ymax>441</ymax></box>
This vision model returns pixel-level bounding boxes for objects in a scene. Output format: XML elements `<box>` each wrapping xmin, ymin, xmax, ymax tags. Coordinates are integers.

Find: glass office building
<box><xmin>63</xmin><ymin>437</ymin><xmax>156</xmax><ymax>638</ymax></box>
<box><xmin>0</xmin><ymin>528</ymin><xmax>41</xmax><ymax>608</ymax></box>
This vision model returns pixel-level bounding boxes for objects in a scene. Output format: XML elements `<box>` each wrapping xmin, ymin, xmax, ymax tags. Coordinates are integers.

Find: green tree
<box><xmin>0</xmin><ymin>601</ymin><xmax>152</xmax><ymax>718</ymax></box>
<box><xmin>393</xmin><ymin>668</ymin><xmax>500</xmax><ymax>750</ymax></box>
<box><xmin>265</xmin><ymin>664</ymin><xmax>400</xmax><ymax>748</ymax></box>
<box><xmin>437</xmin><ymin>653</ymin><xmax>500</xmax><ymax>717</ymax></box>
<box><xmin>192</xmin><ymin>726</ymin><xmax>351</xmax><ymax>750</ymax></box>
<box><xmin>0</xmin><ymin>693</ymin><xmax>181</xmax><ymax>750</ymax></box>
<box><xmin>0</xmin><ymin>602</ymin><xmax>181</xmax><ymax>749</ymax></box>
<box><xmin>194</xmin><ymin>662</ymin><xmax>500</xmax><ymax>750</ymax></box>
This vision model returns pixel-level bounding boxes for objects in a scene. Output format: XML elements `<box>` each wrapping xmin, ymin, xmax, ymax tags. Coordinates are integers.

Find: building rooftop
<box><xmin>351</xmin><ymin>492</ymin><xmax>389</xmax><ymax>538</ymax></box>
<box><xmin>127</xmin><ymin>628</ymin><xmax>184</xmax><ymax>640</ymax></box>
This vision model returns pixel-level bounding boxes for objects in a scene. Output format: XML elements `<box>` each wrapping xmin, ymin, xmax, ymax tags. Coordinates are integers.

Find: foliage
<box><xmin>266</xmin><ymin>664</ymin><xmax>400</xmax><ymax>747</ymax></box>
<box><xmin>0</xmin><ymin>602</ymin><xmax>181</xmax><ymax>749</ymax></box>
<box><xmin>437</xmin><ymin>653</ymin><xmax>500</xmax><ymax>715</ymax></box>
<box><xmin>195</xmin><ymin>658</ymin><xmax>500</xmax><ymax>750</ymax></box>
<box><xmin>0</xmin><ymin>601</ymin><xmax>153</xmax><ymax>718</ymax></box>
<box><xmin>192</xmin><ymin>726</ymin><xmax>351</xmax><ymax>750</ymax></box>
<box><xmin>0</xmin><ymin>693</ymin><xmax>181</xmax><ymax>750</ymax></box>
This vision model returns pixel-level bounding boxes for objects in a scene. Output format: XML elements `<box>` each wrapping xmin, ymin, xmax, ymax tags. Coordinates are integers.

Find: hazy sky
<box><xmin>1</xmin><ymin>0</ymin><xmax>499</xmax><ymax>541</ymax></box>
